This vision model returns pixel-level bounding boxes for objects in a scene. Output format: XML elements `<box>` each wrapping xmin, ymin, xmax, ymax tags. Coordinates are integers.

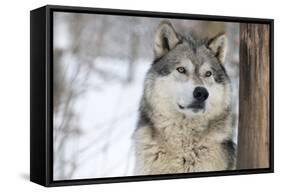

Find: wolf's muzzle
<box><xmin>193</xmin><ymin>87</ymin><xmax>209</xmax><ymax>102</ymax></box>
<box><xmin>177</xmin><ymin>87</ymin><xmax>209</xmax><ymax>111</ymax></box>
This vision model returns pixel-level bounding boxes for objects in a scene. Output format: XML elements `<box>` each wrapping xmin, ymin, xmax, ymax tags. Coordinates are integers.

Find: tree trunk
<box><xmin>237</xmin><ymin>23</ymin><xmax>270</xmax><ymax>169</ymax></box>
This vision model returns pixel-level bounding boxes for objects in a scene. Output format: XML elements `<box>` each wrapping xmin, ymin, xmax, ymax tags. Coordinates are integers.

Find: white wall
<box><xmin>0</xmin><ymin>0</ymin><xmax>279</xmax><ymax>191</ymax></box>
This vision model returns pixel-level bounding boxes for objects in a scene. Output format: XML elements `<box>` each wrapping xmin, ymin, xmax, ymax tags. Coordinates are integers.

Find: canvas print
<box><xmin>52</xmin><ymin>11</ymin><xmax>266</xmax><ymax>181</ymax></box>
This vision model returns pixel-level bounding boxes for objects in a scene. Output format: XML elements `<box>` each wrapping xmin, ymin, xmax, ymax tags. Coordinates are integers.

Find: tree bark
<box><xmin>237</xmin><ymin>23</ymin><xmax>270</xmax><ymax>169</ymax></box>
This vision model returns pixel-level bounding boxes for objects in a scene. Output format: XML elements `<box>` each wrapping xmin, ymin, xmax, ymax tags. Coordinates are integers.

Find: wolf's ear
<box><xmin>208</xmin><ymin>33</ymin><xmax>227</xmax><ymax>63</ymax></box>
<box><xmin>154</xmin><ymin>21</ymin><xmax>180</xmax><ymax>59</ymax></box>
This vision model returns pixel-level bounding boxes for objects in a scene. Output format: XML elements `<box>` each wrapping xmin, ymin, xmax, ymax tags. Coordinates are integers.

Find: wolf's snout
<box><xmin>193</xmin><ymin>87</ymin><xmax>209</xmax><ymax>102</ymax></box>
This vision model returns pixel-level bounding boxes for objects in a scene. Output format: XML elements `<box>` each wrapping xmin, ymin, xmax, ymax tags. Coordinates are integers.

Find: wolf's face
<box><xmin>145</xmin><ymin>21</ymin><xmax>231</xmax><ymax>120</ymax></box>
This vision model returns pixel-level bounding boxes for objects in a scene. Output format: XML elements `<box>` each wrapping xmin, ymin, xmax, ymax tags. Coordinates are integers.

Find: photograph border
<box><xmin>30</xmin><ymin>4</ymin><xmax>274</xmax><ymax>187</ymax></box>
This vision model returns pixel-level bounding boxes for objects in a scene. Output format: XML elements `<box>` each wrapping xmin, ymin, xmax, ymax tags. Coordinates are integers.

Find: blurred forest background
<box><xmin>53</xmin><ymin>12</ymin><xmax>239</xmax><ymax>180</ymax></box>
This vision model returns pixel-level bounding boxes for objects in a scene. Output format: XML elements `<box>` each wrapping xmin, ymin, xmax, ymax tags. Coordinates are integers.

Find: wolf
<box><xmin>133</xmin><ymin>21</ymin><xmax>236</xmax><ymax>175</ymax></box>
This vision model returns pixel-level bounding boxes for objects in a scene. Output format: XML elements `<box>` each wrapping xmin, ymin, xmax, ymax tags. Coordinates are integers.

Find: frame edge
<box><xmin>30</xmin><ymin>6</ymin><xmax>48</xmax><ymax>186</ymax></box>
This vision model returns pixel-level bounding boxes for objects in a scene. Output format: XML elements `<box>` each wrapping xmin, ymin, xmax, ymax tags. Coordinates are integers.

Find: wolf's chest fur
<box><xmin>134</xmin><ymin>115</ymin><xmax>233</xmax><ymax>174</ymax></box>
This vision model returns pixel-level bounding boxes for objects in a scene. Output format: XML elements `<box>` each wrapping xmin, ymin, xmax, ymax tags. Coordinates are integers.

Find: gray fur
<box><xmin>222</xmin><ymin>140</ymin><xmax>237</xmax><ymax>169</ymax></box>
<box><xmin>133</xmin><ymin>21</ymin><xmax>236</xmax><ymax>175</ymax></box>
<box><xmin>151</xmin><ymin>35</ymin><xmax>229</xmax><ymax>84</ymax></box>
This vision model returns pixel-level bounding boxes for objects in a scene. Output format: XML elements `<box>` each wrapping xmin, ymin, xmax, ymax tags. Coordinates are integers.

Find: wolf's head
<box><xmin>144</xmin><ymin>21</ymin><xmax>231</xmax><ymax>121</ymax></box>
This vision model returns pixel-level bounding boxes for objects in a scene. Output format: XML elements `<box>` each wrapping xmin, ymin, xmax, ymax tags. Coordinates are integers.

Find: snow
<box><xmin>54</xmin><ymin>57</ymin><xmax>151</xmax><ymax>180</ymax></box>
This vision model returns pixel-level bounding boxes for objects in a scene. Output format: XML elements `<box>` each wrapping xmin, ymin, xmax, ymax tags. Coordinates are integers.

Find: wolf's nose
<box><xmin>193</xmin><ymin>87</ymin><xmax>209</xmax><ymax>102</ymax></box>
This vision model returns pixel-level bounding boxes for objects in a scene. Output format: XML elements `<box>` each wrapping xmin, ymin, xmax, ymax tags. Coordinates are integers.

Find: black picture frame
<box><xmin>30</xmin><ymin>5</ymin><xmax>274</xmax><ymax>187</ymax></box>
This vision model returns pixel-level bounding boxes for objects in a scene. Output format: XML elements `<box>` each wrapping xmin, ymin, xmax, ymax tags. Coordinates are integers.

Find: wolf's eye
<box><xmin>176</xmin><ymin>67</ymin><xmax>186</xmax><ymax>74</ymax></box>
<box><xmin>205</xmin><ymin>71</ymin><xmax>212</xmax><ymax>77</ymax></box>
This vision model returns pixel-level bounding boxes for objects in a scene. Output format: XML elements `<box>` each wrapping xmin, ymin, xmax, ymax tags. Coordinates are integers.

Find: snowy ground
<box><xmin>73</xmin><ymin>58</ymin><xmax>151</xmax><ymax>179</ymax></box>
<box><xmin>54</xmin><ymin>58</ymin><xmax>151</xmax><ymax>180</ymax></box>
